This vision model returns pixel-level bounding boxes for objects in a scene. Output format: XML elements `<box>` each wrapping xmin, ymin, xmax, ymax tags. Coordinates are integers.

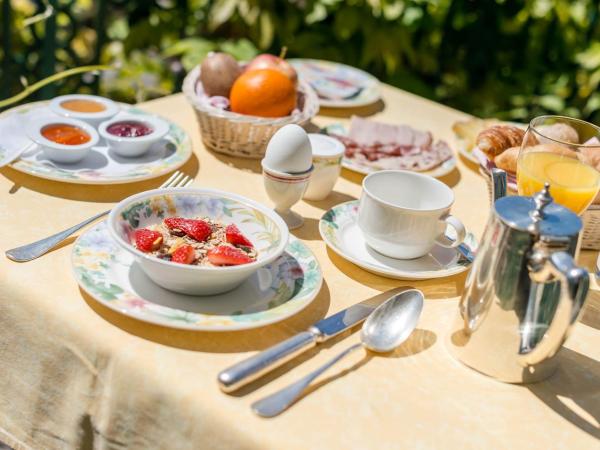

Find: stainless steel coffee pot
<box><xmin>448</xmin><ymin>169</ymin><xmax>590</xmax><ymax>383</ymax></box>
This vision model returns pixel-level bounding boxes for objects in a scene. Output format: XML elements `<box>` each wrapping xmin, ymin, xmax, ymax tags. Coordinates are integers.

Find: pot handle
<box><xmin>519</xmin><ymin>251</ymin><xmax>589</xmax><ymax>366</ymax></box>
<box><xmin>491</xmin><ymin>168</ymin><xmax>507</xmax><ymax>203</ymax></box>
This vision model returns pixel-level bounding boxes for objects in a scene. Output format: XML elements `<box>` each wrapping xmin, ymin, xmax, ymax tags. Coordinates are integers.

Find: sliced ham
<box><xmin>336</xmin><ymin>116</ymin><xmax>453</xmax><ymax>172</ymax></box>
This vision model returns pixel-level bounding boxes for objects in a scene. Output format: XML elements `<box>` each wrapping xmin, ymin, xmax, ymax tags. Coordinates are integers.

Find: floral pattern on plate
<box><xmin>289</xmin><ymin>59</ymin><xmax>380</xmax><ymax>108</ymax></box>
<box><xmin>72</xmin><ymin>221</ymin><xmax>322</xmax><ymax>331</ymax></box>
<box><xmin>0</xmin><ymin>101</ymin><xmax>192</xmax><ymax>184</ymax></box>
<box><xmin>319</xmin><ymin>201</ymin><xmax>476</xmax><ymax>280</ymax></box>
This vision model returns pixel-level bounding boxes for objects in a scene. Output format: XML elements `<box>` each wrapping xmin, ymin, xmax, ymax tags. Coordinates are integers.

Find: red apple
<box><xmin>246</xmin><ymin>54</ymin><xmax>298</xmax><ymax>86</ymax></box>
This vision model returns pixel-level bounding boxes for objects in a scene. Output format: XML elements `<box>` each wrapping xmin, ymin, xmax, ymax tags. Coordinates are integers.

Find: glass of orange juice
<box><xmin>517</xmin><ymin>116</ymin><xmax>600</xmax><ymax>215</ymax></box>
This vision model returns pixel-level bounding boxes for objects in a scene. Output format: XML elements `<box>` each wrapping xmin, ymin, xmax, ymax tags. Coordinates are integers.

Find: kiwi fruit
<box><xmin>199</xmin><ymin>52</ymin><xmax>242</xmax><ymax>97</ymax></box>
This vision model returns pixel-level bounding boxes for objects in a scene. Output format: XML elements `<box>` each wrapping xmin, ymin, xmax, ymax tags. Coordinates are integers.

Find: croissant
<box><xmin>477</xmin><ymin>125</ymin><xmax>525</xmax><ymax>158</ymax></box>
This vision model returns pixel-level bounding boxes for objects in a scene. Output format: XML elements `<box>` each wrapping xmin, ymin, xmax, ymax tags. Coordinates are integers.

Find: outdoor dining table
<box><xmin>1</xmin><ymin>84</ymin><xmax>599</xmax><ymax>450</ymax></box>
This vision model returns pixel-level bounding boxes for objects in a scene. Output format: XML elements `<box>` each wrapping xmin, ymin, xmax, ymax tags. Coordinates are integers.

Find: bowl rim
<box><xmin>49</xmin><ymin>94</ymin><xmax>120</xmax><ymax>119</ymax></box>
<box><xmin>98</xmin><ymin>114</ymin><xmax>170</xmax><ymax>143</ymax></box>
<box><xmin>107</xmin><ymin>187</ymin><xmax>290</xmax><ymax>273</ymax></box>
<box><xmin>26</xmin><ymin>117</ymin><xmax>100</xmax><ymax>150</ymax></box>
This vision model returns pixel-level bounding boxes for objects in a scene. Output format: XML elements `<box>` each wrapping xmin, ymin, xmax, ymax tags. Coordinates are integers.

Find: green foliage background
<box><xmin>2</xmin><ymin>0</ymin><xmax>600</xmax><ymax>122</ymax></box>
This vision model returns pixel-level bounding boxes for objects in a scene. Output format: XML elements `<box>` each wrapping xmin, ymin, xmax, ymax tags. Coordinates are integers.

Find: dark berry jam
<box><xmin>107</xmin><ymin>121</ymin><xmax>153</xmax><ymax>138</ymax></box>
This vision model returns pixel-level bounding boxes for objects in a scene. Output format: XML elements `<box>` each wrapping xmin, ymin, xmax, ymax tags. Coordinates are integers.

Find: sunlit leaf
<box><xmin>259</xmin><ymin>11</ymin><xmax>274</xmax><ymax>50</ymax></box>
<box><xmin>209</xmin><ymin>0</ymin><xmax>238</xmax><ymax>31</ymax></box>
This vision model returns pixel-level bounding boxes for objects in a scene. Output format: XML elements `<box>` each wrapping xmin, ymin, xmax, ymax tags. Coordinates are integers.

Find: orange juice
<box><xmin>517</xmin><ymin>151</ymin><xmax>600</xmax><ymax>214</ymax></box>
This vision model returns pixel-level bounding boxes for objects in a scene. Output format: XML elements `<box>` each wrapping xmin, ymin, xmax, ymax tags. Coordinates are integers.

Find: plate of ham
<box><xmin>326</xmin><ymin>117</ymin><xmax>457</xmax><ymax>178</ymax></box>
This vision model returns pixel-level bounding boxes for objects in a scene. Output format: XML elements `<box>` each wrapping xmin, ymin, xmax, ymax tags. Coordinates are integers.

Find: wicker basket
<box><xmin>480</xmin><ymin>167</ymin><xmax>600</xmax><ymax>250</ymax></box>
<box><xmin>182</xmin><ymin>65</ymin><xmax>319</xmax><ymax>159</ymax></box>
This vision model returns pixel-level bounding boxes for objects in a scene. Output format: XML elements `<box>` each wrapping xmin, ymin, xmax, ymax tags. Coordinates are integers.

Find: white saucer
<box><xmin>72</xmin><ymin>221</ymin><xmax>323</xmax><ymax>331</ymax></box>
<box><xmin>319</xmin><ymin>201</ymin><xmax>476</xmax><ymax>280</ymax></box>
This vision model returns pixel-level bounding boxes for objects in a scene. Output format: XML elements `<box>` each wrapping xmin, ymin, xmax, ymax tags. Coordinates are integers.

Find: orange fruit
<box><xmin>229</xmin><ymin>68</ymin><xmax>297</xmax><ymax>118</ymax></box>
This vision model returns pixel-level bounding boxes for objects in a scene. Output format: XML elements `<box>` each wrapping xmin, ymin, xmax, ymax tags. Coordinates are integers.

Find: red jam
<box><xmin>107</xmin><ymin>121</ymin><xmax>153</xmax><ymax>138</ymax></box>
<box><xmin>41</xmin><ymin>124</ymin><xmax>91</xmax><ymax>145</ymax></box>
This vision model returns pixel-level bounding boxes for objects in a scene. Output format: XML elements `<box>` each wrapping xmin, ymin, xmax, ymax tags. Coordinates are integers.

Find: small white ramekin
<box><xmin>49</xmin><ymin>94</ymin><xmax>119</xmax><ymax>127</ymax></box>
<box><xmin>26</xmin><ymin>117</ymin><xmax>99</xmax><ymax>164</ymax></box>
<box><xmin>303</xmin><ymin>134</ymin><xmax>345</xmax><ymax>201</ymax></box>
<box><xmin>98</xmin><ymin>114</ymin><xmax>170</xmax><ymax>158</ymax></box>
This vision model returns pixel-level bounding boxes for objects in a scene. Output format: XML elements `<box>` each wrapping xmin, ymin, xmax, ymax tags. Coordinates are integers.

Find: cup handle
<box><xmin>435</xmin><ymin>215</ymin><xmax>466</xmax><ymax>248</ymax></box>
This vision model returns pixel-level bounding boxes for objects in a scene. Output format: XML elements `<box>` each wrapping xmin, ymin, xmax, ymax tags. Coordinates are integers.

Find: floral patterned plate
<box><xmin>0</xmin><ymin>101</ymin><xmax>192</xmax><ymax>184</ymax></box>
<box><xmin>289</xmin><ymin>59</ymin><xmax>380</xmax><ymax>108</ymax></box>
<box><xmin>72</xmin><ymin>221</ymin><xmax>322</xmax><ymax>331</ymax></box>
<box><xmin>319</xmin><ymin>201</ymin><xmax>477</xmax><ymax>280</ymax></box>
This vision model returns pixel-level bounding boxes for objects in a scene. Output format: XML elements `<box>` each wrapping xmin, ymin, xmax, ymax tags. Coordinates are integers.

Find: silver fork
<box><xmin>5</xmin><ymin>171</ymin><xmax>194</xmax><ymax>262</ymax></box>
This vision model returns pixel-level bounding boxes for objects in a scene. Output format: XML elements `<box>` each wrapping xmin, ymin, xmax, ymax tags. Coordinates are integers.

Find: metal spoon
<box><xmin>252</xmin><ymin>288</ymin><xmax>424</xmax><ymax>417</ymax></box>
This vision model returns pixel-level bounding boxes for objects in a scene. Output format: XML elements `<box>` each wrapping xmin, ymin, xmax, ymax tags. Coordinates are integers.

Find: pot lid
<box><xmin>494</xmin><ymin>183</ymin><xmax>582</xmax><ymax>236</ymax></box>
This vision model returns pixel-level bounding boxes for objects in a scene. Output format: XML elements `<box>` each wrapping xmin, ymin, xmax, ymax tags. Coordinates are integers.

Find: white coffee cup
<box><xmin>358</xmin><ymin>170</ymin><xmax>466</xmax><ymax>259</ymax></box>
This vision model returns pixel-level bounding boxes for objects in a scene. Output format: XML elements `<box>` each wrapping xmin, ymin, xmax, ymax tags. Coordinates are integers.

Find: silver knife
<box><xmin>217</xmin><ymin>288</ymin><xmax>412</xmax><ymax>392</ymax></box>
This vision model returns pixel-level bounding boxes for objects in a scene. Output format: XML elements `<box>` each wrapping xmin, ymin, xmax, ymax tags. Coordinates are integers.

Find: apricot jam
<box><xmin>60</xmin><ymin>99</ymin><xmax>106</xmax><ymax>113</ymax></box>
<box><xmin>41</xmin><ymin>124</ymin><xmax>91</xmax><ymax>145</ymax></box>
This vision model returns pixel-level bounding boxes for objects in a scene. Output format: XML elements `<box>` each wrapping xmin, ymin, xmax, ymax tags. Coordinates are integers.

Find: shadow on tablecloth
<box><xmin>529</xmin><ymin>347</ymin><xmax>600</xmax><ymax>441</ymax></box>
<box><xmin>325</xmin><ymin>247</ymin><xmax>468</xmax><ymax>299</ymax></box>
<box><xmin>0</xmin><ymin>153</ymin><xmax>200</xmax><ymax>203</ymax></box>
<box><xmin>80</xmin><ymin>279</ymin><xmax>332</xmax><ymax>353</ymax></box>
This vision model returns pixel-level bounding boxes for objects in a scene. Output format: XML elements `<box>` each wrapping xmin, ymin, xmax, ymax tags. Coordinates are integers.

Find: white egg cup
<box><xmin>262</xmin><ymin>162</ymin><xmax>313</xmax><ymax>230</ymax></box>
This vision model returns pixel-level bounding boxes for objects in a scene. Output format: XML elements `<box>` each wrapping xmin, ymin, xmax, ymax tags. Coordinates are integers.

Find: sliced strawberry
<box><xmin>225</xmin><ymin>224</ymin><xmax>254</xmax><ymax>248</ymax></box>
<box><xmin>164</xmin><ymin>217</ymin><xmax>212</xmax><ymax>242</ymax></box>
<box><xmin>171</xmin><ymin>244</ymin><xmax>196</xmax><ymax>264</ymax></box>
<box><xmin>164</xmin><ymin>217</ymin><xmax>188</xmax><ymax>232</ymax></box>
<box><xmin>184</xmin><ymin>219</ymin><xmax>212</xmax><ymax>241</ymax></box>
<box><xmin>207</xmin><ymin>245</ymin><xmax>254</xmax><ymax>266</ymax></box>
<box><xmin>134</xmin><ymin>229</ymin><xmax>163</xmax><ymax>252</ymax></box>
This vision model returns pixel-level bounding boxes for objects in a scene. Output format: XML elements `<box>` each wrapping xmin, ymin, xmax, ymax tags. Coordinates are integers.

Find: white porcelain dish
<box><xmin>261</xmin><ymin>162</ymin><xmax>313</xmax><ymax>229</ymax></box>
<box><xmin>107</xmin><ymin>187</ymin><xmax>289</xmax><ymax>295</ymax></box>
<box><xmin>0</xmin><ymin>101</ymin><xmax>192</xmax><ymax>184</ymax></box>
<box><xmin>358</xmin><ymin>170</ymin><xmax>466</xmax><ymax>259</ymax></box>
<box><xmin>99</xmin><ymin>114</ymin><xmax>170</xmax><ymax>158</ymax></box>
<box><xmin>72</xmin><ymin>221</ymin><xmax>321</xmax><ymax>331</ymax></box>
<box><xmin>289</xmin><ymin>59</ymin><xmax>381</xmax><ymax>108</ymax></box>
<box><xmin>49</xmin><ymin>94</ymin><xmax>119</xmax><ymax>127</ymax></box>
<box><xmin>320</xmin><ymin>201</ymin><xmax>476</xmax><ymax>280</ymax></box>
<box><xmin>26</xmin><ymin>117</ymin><xmax>99</xmax><ymax>164</ymax></box>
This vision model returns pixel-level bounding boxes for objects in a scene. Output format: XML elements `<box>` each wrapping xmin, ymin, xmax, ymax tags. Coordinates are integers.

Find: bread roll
<box><xmin>477</xmin><ymin>125</ymin><xmax>525</xmax><ymax>158</ymax></box>
<box><xmin>537</xmin><ymin>123</ymin><xmax>579</xmax><ymax>144</ymax></box>
<box><xmin>494</xmin><ymin>146</ymin><xmax>519</xmax><ymax>174</ymax></box>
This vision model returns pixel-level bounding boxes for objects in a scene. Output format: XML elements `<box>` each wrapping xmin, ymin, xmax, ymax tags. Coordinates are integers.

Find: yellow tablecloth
<box><xmin>1</xmin><ymin>86</ymin><xmax>599</xmax><ymax>450</ymax></box>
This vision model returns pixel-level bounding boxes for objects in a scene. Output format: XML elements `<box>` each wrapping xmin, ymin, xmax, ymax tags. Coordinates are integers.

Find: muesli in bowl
<box><xmin>134</xmin><ymin>217</ymin><xmax>257</xmax><ymax>266</ymax></box>
<box><xmin>108</xmin><ymin>187</ymin><xmax>289</xmax><ymax>296</ymax></box>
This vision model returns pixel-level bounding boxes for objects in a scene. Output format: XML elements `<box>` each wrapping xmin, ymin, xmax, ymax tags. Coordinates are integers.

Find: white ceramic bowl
<box><xmin>26</xmin><ymin>117</ymin><xmax>99</xmax><ymax>164</ymax></box>
<box><xmin>49</xmin><ymin>94</ymin><xmax>119</xmax><ymax>127</ymax></box>
<box><xmin>107</xmin><ymin>187</ymin><xmax>290</xmax><ymax>295</ymax></box>
<box><xmin>98</xmin><ymin>114</ymin><xmax>170</xmax><ymax>157</ymax></box>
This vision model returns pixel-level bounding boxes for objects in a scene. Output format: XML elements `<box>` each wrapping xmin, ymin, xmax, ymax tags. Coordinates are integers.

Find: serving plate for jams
<box><xmin>0</xmin><ymin>101</ymin><xmax>191</xmax><ymax>184</ymax></box>
<box><xmin>319</xmin><ymin>201</ymin><xmax>476</xmax><ymax>280</ymax></box>
<box><xmin>72</xmin><ymin>221</ymin><xmax>322</xmax><ymax>331</ymax></box>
